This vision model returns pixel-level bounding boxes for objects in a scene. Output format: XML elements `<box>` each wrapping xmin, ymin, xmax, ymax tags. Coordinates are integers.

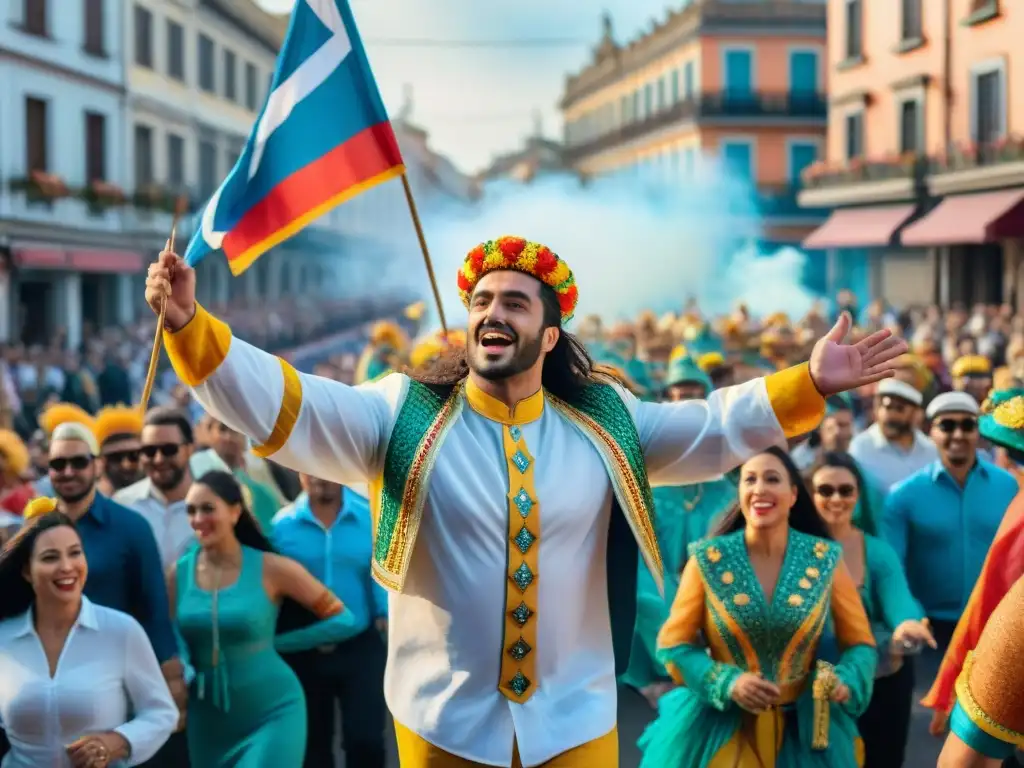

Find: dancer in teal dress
<box><xmin>623</xmin><ymin>354</ymin><xmax>736</xmax><ymax>701</ymax></box>
<box><xmin>808</xmin><ymin>452</ymin><xmax>936</xmax><ymax>768</ymax></box>
<box><xmin>170</xmin><ymin>470</ymin><xmax>357</xmax><ymax>767</ymax></box>
<box><xmin>639</xmin><ymin>447</ymin><xmax>877</xmax><ymax>768</ymax></box>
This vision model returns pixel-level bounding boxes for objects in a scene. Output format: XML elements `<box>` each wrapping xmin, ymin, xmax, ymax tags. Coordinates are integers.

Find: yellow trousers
<box><xmin>394</xmin><ymin>721</ymin><xmax>618</xmax><ymax>767</ymax></box>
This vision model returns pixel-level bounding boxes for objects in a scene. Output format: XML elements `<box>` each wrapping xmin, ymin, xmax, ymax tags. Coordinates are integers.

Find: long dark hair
<box><xmin>194</xmin><ymin>470</ymin><xmax>272</xmax><ymax>552</ymax></box>
<box><xmin>193</xmin><ymin>470</ymin><xmax>321</xmax><ymax>636</ymax></box>
<box><xmin>409</xmin><ymin>279</ymin><xmax>598</xmax><ymax>401</ymax></box>
<box><xmin>0</xmin><ymin>511</ymin><xmax>79</xmax><ymax>622</ymax></box>
<box><xmin>711</xmin><ymin>446</ymin><xmax>832</xmax><ymax>540</ymax></box>
<box><xmin>805</xmin><ymin>451</ymin><xmax>876</xmax><ymax>536</ymax></box>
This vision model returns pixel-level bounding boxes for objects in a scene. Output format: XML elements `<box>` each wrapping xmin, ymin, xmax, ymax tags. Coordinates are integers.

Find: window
<box><xmin>198</xmin><ymin>34</ymin><xmax>215</xmax><ymax>92</ymax></box>
<box><xmin>23</xmin><ymin>0</ymin><xmax>47</xmax><ymax>36</ymax></box>
<box><xmin>644</xmin><ymin>84</ymin><xmax>653</xmax><ymax>117</ymax></box>
<box><xmin>620</xmin><ymin>95</ymin><xmax>630</xmax><ymax>124</ymax></box>
<box><xmin>198</xmin><ymin>139</ymin><xmax>218</xmax><ymax>199</ymax></box>
<box><xmin>223</xmin><ymin>49</ymin><xmax>237</xmax><ymax>101</ymax></box>
<box><xmin>721</xmin><ymin>140</ymin><xmax>753</xmax><ymax>180</ymax></box>
<box><xmin>844</xmin><ymin>111</ymin><xmax>864</xmax><ymax>159</ymax></box>
<box><xmin>657</xmin><ymin>77</ymin><xmax>666</xmax><ymax>111</ymax></box>
<box><xmin>683</xmin><ymin>61</ymin><xmax>694</xmax><ymax>99</ymax></box>
<box><xmin>25</xmin><ymin>97</ymin><xmax>48</xmax><ymax>172</ymax></box>
<box><xmin>84</xmin><ymin>0</ymin><xmax>104</xmax><ymax>55</ymax></box>
<box><xmin>788</xmin><ymin>141</ymin><xmax>819</xmax><ymax>182</ymax></box>
<box><xmin>167</xmin><ymin>21</ymin><xmax>184</xmax><ymax>80</ymax></box>
<box><xmin>844</xmin><ymin>0</ymin><xmax>863</xmax><ymax>59</ymax></box>
<box><xmin>245</xmin><ymin>62</ymin><xmax>258</xmax><ymax>110</ymax></box>
<box><xmin>134</xmin><ymin>124</ymin><xmax>154</xmax><ymax>187</ymax></box>
<box><xmin>167</xmin><ymin>133</ymin><xmax>185</xmax><ymax>189</ymax></box>
<box><xmin>901</xmin><ymin>0</ymin><xmax>923</xmax><ymax>40</ymax></box>
<box><xmin>671</xmin><ymin>70</ymin><xmax>679</xmax><ymax>103</ymax></box>
<box><xmin>134</xmin><ymin>5</ymin><xmax>153</xmax><ymax>68</ymax></box>
<box><xmin>972</xmin><ymin>65</ymin><xmax>1005</xmax><ymax>146</ymax></box>
<box><xmin>632</xmin><ymin>90</ymin><xmax>640</xmax><ymax>121</ymax></box>
<box><xmin>85</xmin><ymin>112</ymin><xmax>106</xmax><ymax>182</ymax></box>
<box><xmin>898</xmin><ymin>98</ymin><xmax>922</xmax><ymax>153</ymax></box>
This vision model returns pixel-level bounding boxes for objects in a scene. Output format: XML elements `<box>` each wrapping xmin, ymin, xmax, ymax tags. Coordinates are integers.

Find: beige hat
<box><xmin>877</xmin><ymin>379</ymin><xmax>923</xmax><ymax>407</ymax></box>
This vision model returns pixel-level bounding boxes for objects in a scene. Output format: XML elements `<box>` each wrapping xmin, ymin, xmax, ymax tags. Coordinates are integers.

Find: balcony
<box><xmin>757</xmin><ymin>185</ymin><xmax>830</xmax><ymax>221</ymax></box>
<box><xmin>564</xmin><ymin>90</ymin><xmax>826</xmax><ymax>163</ymax></box>
<box><xmin>927</xmin><ymin>137</ymin><xmax>1024</xmax><ymax>195</ymax></box>
<box><xmin>797</xmin><ymin>155</ymin><xmax>925</xmax><ymax>208</ymax></box>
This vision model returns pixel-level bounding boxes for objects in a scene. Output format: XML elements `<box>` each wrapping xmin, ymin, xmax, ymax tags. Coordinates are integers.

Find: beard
<box><xmin>881</xmin><ymin>420</ymin><xmax>912</xmax><ymax>437</ymax></box>
<box><xmin>107</xmin><ymin>466</ymin><xmax>143</xmax><ymax>491</ymax></box>
<box><xmin>151</xmin><ymin>465</ymin><xmax>187</xmax><ymax>492</ymax></box>
<box><xmin>470</xmin><ymin>325</ymin><xmax>545</xmax><ymax>381</ymax></box>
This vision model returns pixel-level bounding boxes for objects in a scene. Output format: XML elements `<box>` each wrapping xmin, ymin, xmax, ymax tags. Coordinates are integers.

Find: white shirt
<box><xmin>849</xmin><ymin>423</ymin><xmax>939</xmax><ymax>491</ymax></box>
<box><xmin>114</xmin><ymin>478</ymin><xmax>195</xmax><ymax>569</ymax></box>
<box><xmin>0</xmin><ymin>598</ymin><xmax>178</xmax><ymax>767</ymax></box>
<box><xmin>187</xmin><ymin>333</ymin><xmax>793</xmax><ymax>767</ymax></box>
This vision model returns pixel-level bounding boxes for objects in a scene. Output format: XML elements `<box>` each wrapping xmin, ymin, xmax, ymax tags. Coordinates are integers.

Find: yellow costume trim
<box><xmin>764</xmin><ymin>363</ymin><xmax>826</xmax><ymax>439</ymax></box>
<box><xmin>93</xmin><ymin>405</ymin><xmax>144</xmax><ymax>446</ymax></box>
<box><xmin>669</xmin><ymin>344</ymin><xmax>688</xmax><ymax>363</ymax></box>
<box><xmin>39</xmin><ymin>403</ymin><xmax>94</xmax><ymax>436</ymax></box>
<box><xmin>465</xmin><ymin>378</ymin><xmax>544</xmax><ymax>425</ymax></box>
<box><xmin>252</xmin><ymin>358</ymin><xmax>303</xmax><ymax>459</ymax></box>
<box><xmin>0</xmin><ymin>430</ymin><xmax>30</xmax><ymax>477</ymax></box>
<box><xmin>698</xmin><ymin>352</ymin><xmax>725</xmax><ymax>372</ymax></box>
<box><xmin>23</xmin><ymin>496</ymin><xmax>57</xmax><ymax>520</ymax></box>
<box><xmin>955</xmin><ymin>651</ymin><xmax>1024</xmax><ymax>748</ymax></box>
<box><xmin>164</xmin><ymin>303</ymin><xmax>233</xmax><ymax>387</ymax></box>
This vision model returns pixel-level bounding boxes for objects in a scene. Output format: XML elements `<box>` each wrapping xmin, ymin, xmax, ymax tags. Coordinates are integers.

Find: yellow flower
<box><xmin>706</xmin><ymin>546</ymin><xmax>722</xmax><ymax>563</ymax></box>
<box><xmin>799</xmin><ymin>578</ymin><xmax>812</xmax><ymax>589</ymax></box>
<box><xmin>993</xmin><ymin>397</ymin><xmax>1024</xmax><ymax>430</ymax></box>
<box><xmin>545</xmin><ymin>260</ymin><xmax>570</xmax><ymax>287</ymax></box>
<box><xmin>733</xmin><ymin>593</ymin><xmax>750</xmax><ymax>607</ymax></box>
<box><xmin>806</xmin><ymin>567</ymin><xmax>820</xmax><ymax>579</ymax></box>
<box><xmin>788</xmin><ymin>594</ymin><xmax>804</xmax><ymax>607</ymax></box>
<box><xmin>483</xmin><ymin>251</ymin><xmax>506</xmax><ymax>269</ymax></box>
<box><xmin>721</xmin><ymin>571</ymin><xmax>734</xmax><ymax>585</ymax></box>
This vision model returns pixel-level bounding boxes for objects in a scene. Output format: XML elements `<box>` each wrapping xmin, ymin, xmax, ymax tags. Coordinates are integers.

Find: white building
<box><xmin>0</xmin><ymin>0</ymin><xmax>131</xmax><ymax>347</ymax></box>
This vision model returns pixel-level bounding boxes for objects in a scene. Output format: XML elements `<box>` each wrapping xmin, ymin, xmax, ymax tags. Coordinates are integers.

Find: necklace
<box><xmin>682</xmin><ymin>484</ymin><xmax>705</xmax><ymax>512</ymax></box>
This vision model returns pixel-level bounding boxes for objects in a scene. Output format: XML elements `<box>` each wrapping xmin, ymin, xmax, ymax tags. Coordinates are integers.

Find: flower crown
<box><xmin>456</xmin><ymin>236</ymin><xmax>578</xmax><ymax>323</ymax></box>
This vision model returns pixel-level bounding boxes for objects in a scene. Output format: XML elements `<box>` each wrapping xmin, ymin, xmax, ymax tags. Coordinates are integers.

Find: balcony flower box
<box><xmin>81</xmin><ymin>179</ymin><xmax>127</xmax><ymax>210</ymax></box>
<box><xmin>132</xmin><ymin>184</ymin><xmax>179</xmax><ymax>213</ymax></box>
<box><xmin>8</xmin><ymin>170</ymin><xmax>71</xmax><ymax>202</ymax></box>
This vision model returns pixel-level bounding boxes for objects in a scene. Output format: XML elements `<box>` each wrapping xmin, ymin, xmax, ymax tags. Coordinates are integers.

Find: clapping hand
<box><xmin>809</xmin><ymin>312</ymin><xmax>908</xmax><ymax>396</ymax></box>
<box><xmin>730</xmin><ymin>672</ymin><xmax>780</xmax><ymax>713</ymax></box>
<box><xmin>66</xmin><ymin>731</ymin><xmax>129</xmax><ymax>767</ymax></box>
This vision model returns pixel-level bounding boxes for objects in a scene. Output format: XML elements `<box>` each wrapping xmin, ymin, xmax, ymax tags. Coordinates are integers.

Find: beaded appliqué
<box><xmin>511</xmin><ymin>563</ymin><xmax>534</xmax><ymax>592</ymax></box>
<box><xmin>508</xmin><ymin>671</ymin><xmax>531</xmax><ymax>696</ymax></box>
<box><xmin>513</xmin><ymin>526</ymin><xmax>536</xmax><ymax>554</ymax></box>
<box><xmin>507</xmin><ymin>637</ymin><xmax>532</xmax><ymax>661</ymax></box>
<box><xmin>511</xmin><ymin>450</ymin><xmax>531</xmax><ymax>473</ymax></box>
<box><xmin>510</xmin><ymin>602</ymin><xmax>533</xmax><ymax>626</ymax></box>
<box><xmin>513</xmin><ymin>488</ymin><xmax>534</xmax><ymax>517</ymax></box>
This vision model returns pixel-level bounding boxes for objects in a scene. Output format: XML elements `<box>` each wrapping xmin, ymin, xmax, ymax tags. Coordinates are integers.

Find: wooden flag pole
<box><xmin>400</xmin><ymin>172</ymin><xmax>448</xmax><ymax>335</ymax></box>
<box><xmin>138</xmin><ymin>199</ymin><xmax>186</xmax><ymax>413</ymax></box>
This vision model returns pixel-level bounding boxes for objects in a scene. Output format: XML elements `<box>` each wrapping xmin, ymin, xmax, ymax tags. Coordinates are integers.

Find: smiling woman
<box><xmin>0</xmin><ymin>511</ymin><xmax>178</xmax><ymax>766</ymax></box>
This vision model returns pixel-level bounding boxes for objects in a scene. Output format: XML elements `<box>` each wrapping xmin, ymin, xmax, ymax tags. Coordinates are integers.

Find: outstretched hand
<box><xmin>809</xmin><ymin>312</ymin><xmax>908</xmax><ymax>396</ymax></box>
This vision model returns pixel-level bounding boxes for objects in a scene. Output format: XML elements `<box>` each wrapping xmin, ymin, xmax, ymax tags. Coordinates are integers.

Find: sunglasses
<box><xmin>49</xmin><ymin>456</ymin><xmax>92</xmax><ymax>472</ymax></box>
<box><xmin>936</xmin><ymin>418</ymin><xmax>977</xmax><ymax>434</ymax></box>
<box><xmin>814</xmin><ymin>484</ymin><xmax>856</xmax><ymax>499</ymax></box>
<box><xmin>140</xmin><ymin>443</ymin><xmax>182</xmax><ymax>459</ymax></box>
<box><xmin>103</xmin><ymin>449</ymin><xmax>140</xmax><ymax>464</ymax></box>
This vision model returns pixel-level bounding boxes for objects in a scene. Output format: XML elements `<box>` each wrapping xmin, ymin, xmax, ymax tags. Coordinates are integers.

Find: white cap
<box><xmin>50</xmin><ymin>422</ymin><xmax>99</xmax><ymax>456</ymax></box>
<box><xmin>926</xmin><ymin>391</ymin><xmax>980</xmax><ymax>420</ymax></box>
<box><xmin>877</xmin><ymin>379</ymin><xmax>923</xmax><ymax>407</ymax></box>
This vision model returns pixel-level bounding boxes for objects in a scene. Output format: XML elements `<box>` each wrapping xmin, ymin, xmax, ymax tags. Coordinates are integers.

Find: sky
<box><xmin>254</xmin><ymin>0</ymin><xmax>681</xmax><ymax>173</ymax></box>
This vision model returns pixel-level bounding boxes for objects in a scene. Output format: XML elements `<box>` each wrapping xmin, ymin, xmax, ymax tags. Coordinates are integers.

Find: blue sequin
<box><xmin>510</xmin><ymin>602</ymin><xmax>533</xmax><ymax>626</ymax></box>
<box><xmin>509</xmin><ymin>425</ymin><xmax>522</xmax><ymax>442</ymax></box>
<box><xmin>514</xmin><ymin>488</ymin><xmax>534</xmax><ymax>517</ymax></box>
<box><xmin>507</xmin><ymin>637</ymin><xmax>532</xmax><ymax>661</ymax></box>
<box><xmin>511</xmin><ymin>450</ymin><xmax>530</xmax><ymax>473</ymax></box>
<box><xmin>508</xmin><ymin>671</ymin><xmax>531</xmax><ymax>696</ymax></box>
<box><xmin>513</xmin><ymin>526</ymin><xmax>536</xmax><ymax>554</ymax></box>
<box><xmin>511</xmin><ymin>563</ymin><xmax>534</xmax><ymax>592</ymax></box>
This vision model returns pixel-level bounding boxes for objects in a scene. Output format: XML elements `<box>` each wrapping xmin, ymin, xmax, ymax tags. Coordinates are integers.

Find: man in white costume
<box><xmin>145</xmin><ymin>236</ymin><xmax>906</xmax><ymax>767</ymax></box>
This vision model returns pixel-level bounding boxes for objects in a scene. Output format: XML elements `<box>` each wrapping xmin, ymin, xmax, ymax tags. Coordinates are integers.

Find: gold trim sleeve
<box><xmin>163</xmin><ymin>303</ymin><xmax>233</xmax><ymax>387</ymax></box>
<box><xmin>764</xmin><ymin>362</ymin><xmax>826</xmax><ymax>439</ymax></box>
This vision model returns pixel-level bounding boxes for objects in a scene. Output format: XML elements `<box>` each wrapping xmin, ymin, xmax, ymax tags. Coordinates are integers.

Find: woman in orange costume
<box><xmin>638</xmin><ymin>447</ymin><xmax>876</xmax><ymax>768</ymax></box>
<box><xmin>923</xmin><ymin>388</ymin><xmax>1024</xmax><ymax>742</ymax></box>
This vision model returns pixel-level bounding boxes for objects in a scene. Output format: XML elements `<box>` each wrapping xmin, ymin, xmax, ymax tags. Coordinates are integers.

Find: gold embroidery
<box><xmin>813</xmin><ymin>542</ymin><xmax>829</xmax><ymax>560</ymax></box>
<box><xmin>788</xmin><ymin>594</ymin><xmax>804</xmax><ymax>607</ymax></box>
<box><xmin>707</xmin><ymin>546</ymin><xmax>722</xmax><ymax>563</ymax></box>
<box><xmin>806</xmin><ymin>567</ymin><xmax>820</xmax><ymax>579</ymax></box>
<box><xmin>799</xmin><ymin>578</ymin><xmax>812</xmax><ymax>589</ymax></box>
<box><xmin>721</xmin><ymin>571</ymin><xmax>734</xmax><ymax>585</ymax></box>
<box><xmin>955</xmin><ymin>651</ymin><xmax>1024</xmax><ymax>747</ymax></box>
<box><xmin>812</xmin><ymin>660</ymin><xmax>838</xmax><ymax>749</ymax></box>
<box><xmin>733</xmin><ymin>593</ymin><xmax>750</xmax><ymax>606</ymax></box>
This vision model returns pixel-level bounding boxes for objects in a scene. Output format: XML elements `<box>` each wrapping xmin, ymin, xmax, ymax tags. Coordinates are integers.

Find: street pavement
<box><xmin>365</xmin><ymin>679</ymin><xmax>946</xmax><ymax>767</ymax></box>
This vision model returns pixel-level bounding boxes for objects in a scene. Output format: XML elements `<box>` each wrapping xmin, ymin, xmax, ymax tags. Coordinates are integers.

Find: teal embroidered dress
<box><xmin>638</xmin><ymin>530</ymin><xmax>877</xmax><ymax>768</ymax></box>
<box><xmin>175</xmin><ymin>546</ymin><xmax>307</xmax><ymax>766</ymax></box>
<box><xmin>622</xmin><ymin>480</ymin><xmax>736</xmax><ymax>691</ymax></box>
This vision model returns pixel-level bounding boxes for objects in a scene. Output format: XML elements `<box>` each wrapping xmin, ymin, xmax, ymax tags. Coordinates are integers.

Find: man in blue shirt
<box><xmin>47</xmin><ymin>423</ymin><xmax>185</xmax><ymax>760</ymax></box>
<box><xmin>272</xmin><ymin>474</ymin><xmax>388</xmax><ymax>768</ymax></box>
<box><xmin>882</xmin><ymin>391</ymin><xmax>1018</xmax><ymax>708</ymax></box>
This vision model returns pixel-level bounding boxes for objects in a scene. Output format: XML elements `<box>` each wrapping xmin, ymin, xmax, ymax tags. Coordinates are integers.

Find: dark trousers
<box><xmin>858</xmin><ymin>661</ymin><xmax>915</xmax><ymax>768</ymax></box>
<box><xmin>284</xmin><ymin>628</ymin><xmax>387</xmax><ymax>768</ymax></box>
<box><xmin>139</xmin><ymin>729</ymin><xmax>190</xmax><ymax>767</ymax></box>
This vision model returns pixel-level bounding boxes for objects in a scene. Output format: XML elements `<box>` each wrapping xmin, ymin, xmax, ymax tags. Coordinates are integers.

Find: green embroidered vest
<box><xmin>369</xmin><ymin>378</ymin><xmax>664</xmax><ymax>672</ymax></box>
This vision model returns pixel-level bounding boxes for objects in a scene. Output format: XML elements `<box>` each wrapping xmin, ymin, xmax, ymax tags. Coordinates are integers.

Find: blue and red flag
<box><xmin>185</xmin><ymin>0</ymin><xmax>404</xmax><ymax>275</ymax></box>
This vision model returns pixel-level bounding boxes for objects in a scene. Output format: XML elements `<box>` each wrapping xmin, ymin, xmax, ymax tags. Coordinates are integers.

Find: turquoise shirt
<box><xmin>881</xmin><ymin>459</ymin><xmax>1018</xmax><ymax>621</ymax></box>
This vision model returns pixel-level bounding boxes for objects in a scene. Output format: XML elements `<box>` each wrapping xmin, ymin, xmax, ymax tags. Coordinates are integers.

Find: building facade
<box><xmin>0</xmin><ymin>0</ymin><xmax>133</xmax><ymax>346</ymax></box>
<box><xmin>799</xmin><ymin>0</ymin><xmax>1022</xmax><ymax>309</ymax></box>
<box><xmin>559</xmin><ymin>1</ymin><xmax>830</xmax><ymax>271</ymax></box>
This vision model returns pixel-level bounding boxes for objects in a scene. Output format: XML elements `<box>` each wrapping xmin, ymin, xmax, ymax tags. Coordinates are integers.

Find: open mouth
<box><xmin>479</xmin><ymin>330</ymin><xmax>515</xmax><ymax>352</ymax></box>
<box><xmin>751</xmin><ymin>500</ymin><xmax>776</xmax><ymax>516</ymax></box>
<box><xmin>53</xmin><ymin>577</ymin><xmax>77</xmax><ymax>592</ymax></box>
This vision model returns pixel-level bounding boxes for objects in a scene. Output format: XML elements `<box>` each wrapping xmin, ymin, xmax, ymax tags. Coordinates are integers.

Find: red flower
<box><xmin>558</xmin><ymin>285</ymin><xmax>577</xmax><ymax>314</ymax></box>
<box><xmin>468</xmin><ymin>245</ymin><xmax>485</xmax><ymax>272</ymax></box>
<box><xmin>534</xmin><ymin>247</ymin><xmax>557</xmax><ymax>276</ymax></box>
<box><xmin>457</xmin><ymin>271</ymin><xmax>472</xmax><ymax>292</ymax></box>
<box><xmin>498</xmin><ymin>237</ymin><xmax>526</xmax><ymax>261</ymax></box>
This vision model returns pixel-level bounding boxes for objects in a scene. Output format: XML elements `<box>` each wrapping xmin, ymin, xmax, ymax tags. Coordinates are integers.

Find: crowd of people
<box><xmin>0</xmin><ymin>242</ymin><xmax>1020</xmax><ymax>768</ymax></box>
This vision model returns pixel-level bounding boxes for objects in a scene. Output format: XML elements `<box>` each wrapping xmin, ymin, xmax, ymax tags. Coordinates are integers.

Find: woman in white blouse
<box><xmin>0</xmin><ymin>505</ymin><xmax>178</xmax><ymax>766</ymax></box>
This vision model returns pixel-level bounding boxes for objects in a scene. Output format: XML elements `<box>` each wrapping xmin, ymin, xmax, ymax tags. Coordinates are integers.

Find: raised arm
<box><xmin>632</xmin><ymin>363</ymin><xmax>826</xmax><ymax>486</ymax></box>
<box><xmin>146</xmin><ymin>252</ymin><xmax>403</xmax><ymax>486</ymax></box>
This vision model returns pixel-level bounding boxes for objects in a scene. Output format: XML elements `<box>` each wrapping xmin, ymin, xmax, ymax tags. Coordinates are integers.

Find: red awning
<box><xmin>12</xmin><ymin>244</ymin><xmax>143</xmax><ymax>273</ymax></box>
<box><xmin>900</xmin><ymin>189</ymin><xmax>1024</xmax><ymax>246</ymax></box>
<box><xmin>802</xmin><ymin>205</ymin><xmax>916</xmax><ymax>250</ymax></box>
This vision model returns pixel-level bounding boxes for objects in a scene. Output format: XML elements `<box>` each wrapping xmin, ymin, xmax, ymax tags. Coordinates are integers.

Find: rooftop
<box><xmin>202</xmin><ymin>0</ymin><xmax>290</xmax><ymax>53</ymax></box>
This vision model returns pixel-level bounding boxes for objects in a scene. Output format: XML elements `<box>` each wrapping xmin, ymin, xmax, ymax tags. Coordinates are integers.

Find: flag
<box><xmin>185</xmin><ymin>0</ymin><xmax>404</xmax><ymax>275</ymax></box>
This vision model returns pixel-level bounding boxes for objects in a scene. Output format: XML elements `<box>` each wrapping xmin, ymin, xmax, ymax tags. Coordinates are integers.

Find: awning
<box><xmin>13</xmin><ymin>244</ymin><xmax>143</xmax><ymax>273</ymax></box>
<box><xmin>900</xmin><ymin>189</ymin><xmax>1024</xmax><ymax>246</ymax></box>
<box><xmin>802</xmin><ymin>205</ymin><xmax>916</xmax><ymax>250</ymax></box>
